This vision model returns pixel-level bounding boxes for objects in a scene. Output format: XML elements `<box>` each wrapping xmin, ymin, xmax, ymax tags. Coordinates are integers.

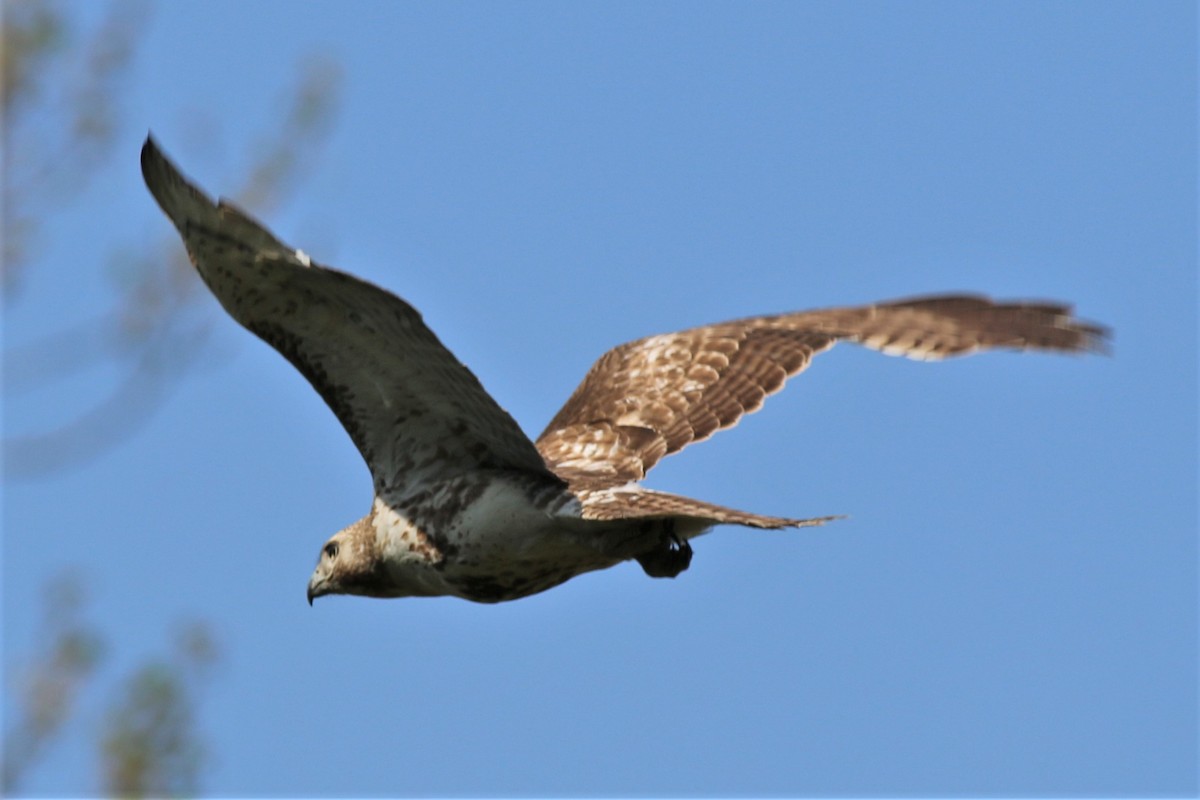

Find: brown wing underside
<box><xmin>536</xmin><ymin>295</ymin><xmax>1109</xmax><ymax>490</ymax></box>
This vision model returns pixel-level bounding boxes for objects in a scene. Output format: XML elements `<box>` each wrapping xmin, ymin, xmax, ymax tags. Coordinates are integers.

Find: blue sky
<box><xmin>3</xmin><ymin>1</ymin><xmax>1196</xmax><ymax>796</ymax></box>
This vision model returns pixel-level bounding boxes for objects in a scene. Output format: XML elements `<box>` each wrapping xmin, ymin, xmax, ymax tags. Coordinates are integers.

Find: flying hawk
<box><xmin>141</xmin><ymin>136</ymin><xmax>1108</xmax><ymax>604</ymax></box>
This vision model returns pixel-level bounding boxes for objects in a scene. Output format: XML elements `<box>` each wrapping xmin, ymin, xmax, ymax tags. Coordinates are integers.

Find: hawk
<box><xmin>141</xmin><ymin>136</ymin><xmax>1109</xmax><ymax>604</ymax></box>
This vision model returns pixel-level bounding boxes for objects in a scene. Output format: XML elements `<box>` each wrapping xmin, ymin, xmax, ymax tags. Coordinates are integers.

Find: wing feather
<box><xmin>537</xmin><ymin>295</ymin><xmax>1108</xmax><ymax>489</ymax></box>
<box><xmin>141</xmin><ymin>136</ymin><xmax>554</xmax><ymax>492</ymax></box>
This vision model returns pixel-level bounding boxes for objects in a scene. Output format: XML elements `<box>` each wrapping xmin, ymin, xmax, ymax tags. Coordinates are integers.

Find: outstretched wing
<box><xmin>536</xmin><ymin>295</ymin><xmax>1108</xmax><ymax>489</ymax></box>
<box><xmin>141</xmin><ymin>136</ymin><xmax>555</xmax><ymax>492</ymax></box>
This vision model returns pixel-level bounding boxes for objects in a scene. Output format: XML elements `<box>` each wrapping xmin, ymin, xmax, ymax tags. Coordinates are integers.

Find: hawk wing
<box><xmin>536</xmin><ymin>295</ymin><xmax>1108</xmax><ymax>489</ymax></box>
<box><xmin>141</xmin><ymin>137</ymin><xmax>555</xmax><ymax>492</ymax></box>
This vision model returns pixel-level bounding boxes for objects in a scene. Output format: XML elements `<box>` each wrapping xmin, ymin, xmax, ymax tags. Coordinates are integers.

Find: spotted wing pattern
<box><xmin>537</xmin><ymin>296</ymin><xmax>1108</xmax><ymax>489</ymax></box>
<box><xmin>142</xmin><ymin>138</ymin><xmax>555</xmax><ymax>493</ymax></box>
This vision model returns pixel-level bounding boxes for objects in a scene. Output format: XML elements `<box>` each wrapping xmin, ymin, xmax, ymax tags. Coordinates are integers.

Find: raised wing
<box><xmin>536</xmin><ymin>295</ymin><xmax>1108</xmax><ymax>489</ymax></box>
<box><xmin>141</xmin><ymin>136</ymin><xmax>555</xmax><ymax>492</ymax></box>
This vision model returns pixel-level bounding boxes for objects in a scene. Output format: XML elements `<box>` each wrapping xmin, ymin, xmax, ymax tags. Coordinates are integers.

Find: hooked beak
<box><xmin>307</xmin><ymin>574</ymin><xmax>327</xmax><ymax>606</ymax></box>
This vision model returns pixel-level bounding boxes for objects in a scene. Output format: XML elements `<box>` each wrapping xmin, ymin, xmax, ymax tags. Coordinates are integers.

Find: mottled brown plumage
<box><xmin>537</xmin><ymin>300</ymin><xmax>1106</xmax><ymax>490</ymax></box>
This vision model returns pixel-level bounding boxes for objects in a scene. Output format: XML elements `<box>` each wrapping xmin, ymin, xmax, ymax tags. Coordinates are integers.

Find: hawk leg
<box><xmin>635</xmin><ymin>520</ymin><xmax>693</xmax><ymax>579</ymax></box>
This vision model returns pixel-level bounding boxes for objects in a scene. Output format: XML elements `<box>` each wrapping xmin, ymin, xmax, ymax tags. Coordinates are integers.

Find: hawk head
<box><xmin>306</xmin><ymin>517</ymin><xmax>383</xmax><ymax>604</ymax></box>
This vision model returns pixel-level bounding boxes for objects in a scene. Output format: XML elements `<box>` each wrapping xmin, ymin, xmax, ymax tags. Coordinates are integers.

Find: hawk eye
<box><xmin>324</xmin><ymin>542</ymin><xmax>339</xmax><ymax>559</ymax></box>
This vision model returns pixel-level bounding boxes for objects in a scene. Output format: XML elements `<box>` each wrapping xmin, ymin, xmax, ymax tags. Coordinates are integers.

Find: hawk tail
<box><xmin>578</xmin><ymin>487</ymin><xmax>841</xmax><ymax>532</ymax></box>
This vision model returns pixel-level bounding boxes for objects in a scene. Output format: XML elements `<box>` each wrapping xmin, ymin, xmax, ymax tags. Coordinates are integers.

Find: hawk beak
<box><xmin>307</xmin><ymin>575</ymin><xmax>325</xmax><ymax>606</ymax></box>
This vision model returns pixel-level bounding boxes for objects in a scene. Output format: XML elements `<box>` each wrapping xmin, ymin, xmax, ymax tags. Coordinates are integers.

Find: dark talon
<box><xmin>636</xmin><ymin>521</ymin><xmax>693</xmax><ymax>578</ymax></box>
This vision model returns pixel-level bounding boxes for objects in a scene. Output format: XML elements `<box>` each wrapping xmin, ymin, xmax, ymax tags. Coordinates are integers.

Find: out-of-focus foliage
<box><xmin>2</xmin><ymin>1</ymin><xmax>342</xmax><ymax>794</ymax></box>
<box><xmin>2</xmin><ymin>572</ymin><xmax>105</xmax><ymax>792</ymax></box>
<box><xmin>100</xmin><ymin>622</ymin><xmax>220</xmax><ymax>799</ymax></box>
<box><xmin>2</xmin><ymin>0</ymin><xmax>342</xmax><ymax>477</ymax></box>
<box><xmin>2</xmin><ymin>0</ymin><xmax>149</xmax><ymax>291</ymax></box>
<box><xmin>2</xmin><ymin>573</ymin><xmax>222</xmax><ymax>798</ymax></box>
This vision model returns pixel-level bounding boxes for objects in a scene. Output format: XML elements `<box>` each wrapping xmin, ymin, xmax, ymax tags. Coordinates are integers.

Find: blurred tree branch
<box><xmin>100</xmin><ymin>620</ymin><xmax>220</xmax><ymax>799</ymax></box>
<box><xmin>3</xmin><ymin>0</ymin><xmax>149</xmax><ymax>289</ymax></box>
<box><xmin>2</xmin><ymin>571</ymin><xmax>104</xmax><ymax>792</ymax></box>
<box><xmin>1</xmin><ymin>0</ymin><xmax>343</xmax><ymax>478</ymax></box>
<box><xmin>2</xmin><ymin>2</ymin><xmax>341</xmax><ymax>795</ymax></box>
<box><xmin>2</xmin><ymin>572</ymin><xmax>222</xmax><ymax>797</ymax></box>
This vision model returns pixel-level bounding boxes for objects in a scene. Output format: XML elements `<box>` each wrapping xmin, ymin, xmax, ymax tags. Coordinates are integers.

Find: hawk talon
<box><xmin>636</xmin><ymin>524</ymin><xmax>694</xmax><ymax>579</ymax></box>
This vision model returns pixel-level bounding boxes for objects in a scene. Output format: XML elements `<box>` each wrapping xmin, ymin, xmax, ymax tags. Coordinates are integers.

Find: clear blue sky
<box><xmin>4</xmin><ymin>1</ymin><xmax>1195</xmax><ymax>795</ymax></box>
